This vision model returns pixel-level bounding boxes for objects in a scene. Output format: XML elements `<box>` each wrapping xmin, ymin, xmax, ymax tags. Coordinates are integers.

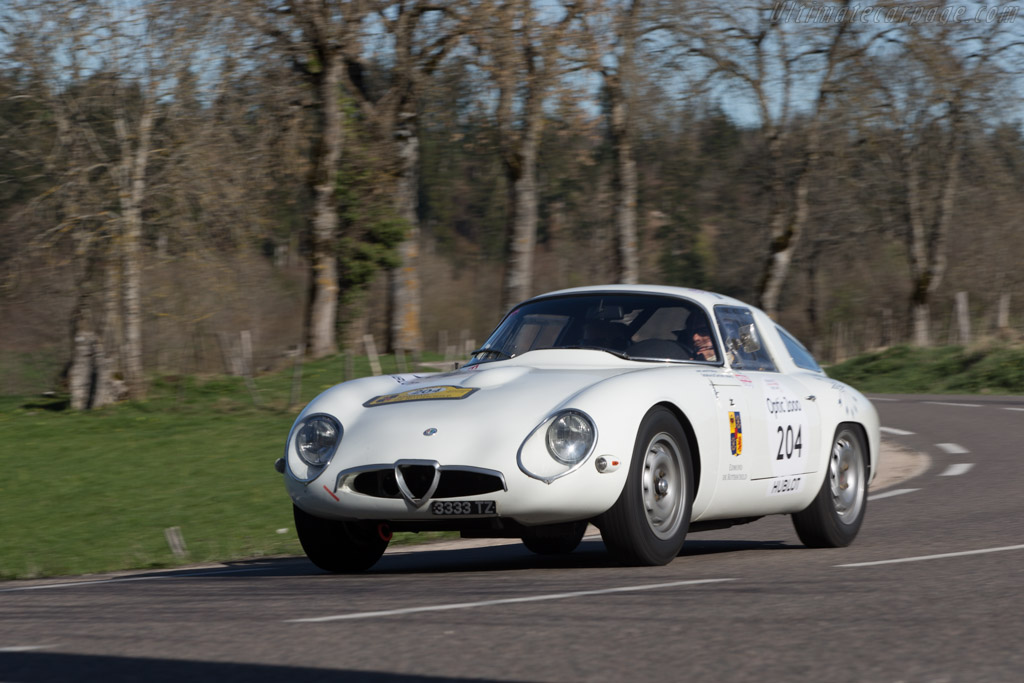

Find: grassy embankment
<box><xmin>825</xmin><ymin>343</ymin><xmax>1024</xmax><ymax>394</ymax></box>
<box><xmin>2</xmin><ymin>343</ymin><xmax>1023</xmax><ymax>580</ymax></box>
<box><xmin>0</xmin><ymin>352</ymin><xmax>454</xmax><ymax>580</ymax></box>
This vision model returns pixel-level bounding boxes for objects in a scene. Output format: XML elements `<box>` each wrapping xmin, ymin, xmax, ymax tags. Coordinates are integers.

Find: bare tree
<box><xmin>678</xmin><ymin>0</ymin><xmax>861</xmax><ymax>318</ymax></box>
<box><xmin>2</xmin><ymin>0</ymin><xmax>206</xmax><ymax>406</ymax></box>
<box><xmin>232</xmin><ymin>0</ymin><xmax>378</xmax><ymax>359</ymax></box>
<box><xmin>470</xmin><ymin>0</ymin><xmax>584</xmax><ymax>310</ymax></box>
<box><xmin>854</xmin><ymin>14</ymin><xmax>1023</xmax><ymax>345</ymax></box>
<box><xmin>580</xmin><ymin>0</ymin><xmax>645</xmax><ymax>284</ymax></box>
<box><xmin>342</xmin><ymin>1</ymin><xmax>465</xmax><ymax>353</ymax></box>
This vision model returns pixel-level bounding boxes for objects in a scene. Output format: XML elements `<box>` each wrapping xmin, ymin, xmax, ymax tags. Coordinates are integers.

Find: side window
<box><xmin>713</xmin><ymin>306</ymin><xmax>777</xmax><ymax>372</ymax></box>
<box><xmin>776</xmin><ymin>326</ymin><xmax>823</xmax><ymax>373</ymax></box>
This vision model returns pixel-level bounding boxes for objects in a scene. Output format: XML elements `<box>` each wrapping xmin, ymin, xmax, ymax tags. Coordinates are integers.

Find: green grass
<box><xmin>0</xmin><ymin>352</ymin><xmax>454</xmax><ymax>580</ymax></box>
<box><xmin>826</xmin><ymin>344</ymin><xmax>1024</xmax><ymax>395</ymax></box>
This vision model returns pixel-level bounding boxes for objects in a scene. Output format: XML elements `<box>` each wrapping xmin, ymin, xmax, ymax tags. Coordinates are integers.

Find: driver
<box><xmin>681</xmin><ymin>319</ymin><xmax>717</xmax><ymax>362</ymax></box>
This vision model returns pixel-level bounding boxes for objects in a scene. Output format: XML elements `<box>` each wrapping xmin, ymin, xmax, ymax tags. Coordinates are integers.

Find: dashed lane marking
<box><xmin>880</xmin><ymin>426</ymin><xmax>915</xmax><ymax>436</ymax></box>
<box><xmin>925</xmin><ymin>401</ymin><xmax>982</xmax><ymax>408</ymax></box>
<box><xmin>286</xmin><ymin>578</ymin><xmax>735</xmax><ymax>623</ymax></box>
<box><xmin>939</xmin><ymin>463</ymin><xmax>974</xmax><ymax>477</ymax></box>
<box><xmin>837</xmin><ymin>544</ymin><xmax>1024</xmax><ymax>568</ymax></box>
<box><xmin>936</xmin><ymin>443</ymin><xmax>969</xmax><ymax>455</ymax></box>
<box><xmin>868</xmin><ymin>488</ymin><xmax>919</xmax><ymax>501</ymax></box>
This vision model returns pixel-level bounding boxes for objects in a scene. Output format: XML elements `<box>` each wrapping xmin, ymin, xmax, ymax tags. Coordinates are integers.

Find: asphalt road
<box><xmin>2</xmin><ymin>394</ymin><xmax>1023</xmax><ymax>682</ymax></box>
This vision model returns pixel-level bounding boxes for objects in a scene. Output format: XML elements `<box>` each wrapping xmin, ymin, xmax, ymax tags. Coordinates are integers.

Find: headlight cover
<box><xmin>545</xmin><ymin>410</ymin><xmax>596</xmax><ymax>465</ymax></box>
<box><xmin>295</xmin><ymin>414</ymin><xmax>342</xmax><ymax>468</ymax></box>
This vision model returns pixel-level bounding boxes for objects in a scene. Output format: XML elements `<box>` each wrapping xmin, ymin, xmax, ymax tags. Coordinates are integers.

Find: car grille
<box><xmin>339</xmin><ymin>464</ymin><xmax>507</xmax><ymax>500</ymax></box>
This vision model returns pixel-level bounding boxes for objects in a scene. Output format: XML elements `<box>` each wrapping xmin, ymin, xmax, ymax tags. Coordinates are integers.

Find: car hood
<box><xmin>301</xmin><ymin>350</ymin><xmax>646</xmax><ymax>469</ymax></box>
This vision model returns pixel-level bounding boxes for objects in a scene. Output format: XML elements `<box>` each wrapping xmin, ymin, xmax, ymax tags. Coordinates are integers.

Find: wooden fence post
<box><xmin>998</xmin><ymin>293</ymin><xmax>1011</xmax><ymax>330</ymax></box>
<box><xmin>364</xmin><ymin>334</ymin><xmax>382</xmax><ymax>376</ymax></box>
<box><xmin>955</xmin><ymin>291</ymin><xmax>970</xmax><ymax>345</ymax></box>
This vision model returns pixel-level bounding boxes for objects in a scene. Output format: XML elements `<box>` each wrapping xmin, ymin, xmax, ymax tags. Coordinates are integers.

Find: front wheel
<box><xmin>521</xmin><ymin>520</ymin><xmax>588</xmax><ymax>555</ymax></box>
<box><xmin>293</xmin><ymin>505</ymin><xmax>389</xmax><ymax>572</ymax></box>
<box><xmin>792</xmin><ymin>425</ymin><xmax>868</xmax><ymax>548</ymax></box>
<box><xmin>599</xmin><ymin>407</ymin><xmax>693</xmax><ymax>566</ymax></box>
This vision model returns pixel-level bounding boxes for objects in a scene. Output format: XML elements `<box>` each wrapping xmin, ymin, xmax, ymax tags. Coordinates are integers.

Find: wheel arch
<box><xmin>653</xmin><ymin>401</ymin><xmax>703</xmax><ymax>500</ymax></box>
<box><xmin>837</xmin><ymin>420</ymin><xmax>872</xmax><ymax>484</ymax></box>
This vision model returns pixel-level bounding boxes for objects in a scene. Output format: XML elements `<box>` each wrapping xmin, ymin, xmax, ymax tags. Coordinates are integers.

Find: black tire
<box><xmin>792</xmin><ymin>425</ymin><xmax>868</xmax><ymax>548</ymax></box>
<box><xmin>293</xmin><ymin>504</ymin><xmax>389</xmax><ymax>572</ymax></box>
<box><xmin>599</xmin><ymin>407</ymin><xmax>693</xmax><ymax>566</ymax></box>
<box><xmin>521</xmin><ymin>520</ymin><xmax>589</xmax><ymax>555</ymax></box>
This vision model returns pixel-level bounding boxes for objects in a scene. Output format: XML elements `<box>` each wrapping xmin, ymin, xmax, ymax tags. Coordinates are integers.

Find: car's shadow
<box><xmin>5</xmin><ymin>537</ymin><xmax>801</xmax><ymax>589</ymax></box>
<box><xmin>166</xmin><ymin>536</ymin><xmax>800</xmax><ymax>579</ymax></box>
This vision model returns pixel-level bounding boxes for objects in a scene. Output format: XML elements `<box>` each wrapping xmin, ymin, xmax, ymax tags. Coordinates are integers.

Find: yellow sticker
<box><xmin>363</xmin><ymin>385</ymin><xmax>479</xmax><ymax>407</ymax></box>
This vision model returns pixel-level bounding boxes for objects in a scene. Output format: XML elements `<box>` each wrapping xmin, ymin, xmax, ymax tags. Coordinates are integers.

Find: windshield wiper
<box><xmin>470</xmin><ymin>348</ymin><xmax>514</xmax><ymax>360</ymax></box>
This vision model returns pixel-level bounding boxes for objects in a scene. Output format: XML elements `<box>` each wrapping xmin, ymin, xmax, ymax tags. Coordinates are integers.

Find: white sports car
<box><xmin>277</xmin><ymin>285</ymin><xmax>879</xmax><ymax>571</ymax></box>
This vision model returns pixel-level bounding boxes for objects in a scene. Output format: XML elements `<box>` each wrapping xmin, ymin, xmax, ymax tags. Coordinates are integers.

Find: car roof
<box><xmin>527</xmin><ymin>284</ymin><xmax>753</xmax><ymax>313</ymax></box>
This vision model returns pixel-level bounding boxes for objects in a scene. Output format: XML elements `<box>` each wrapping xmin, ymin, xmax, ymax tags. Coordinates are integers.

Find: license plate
<box><xmin>430</xmin><ymin>500</ymin><xmax>496</xmax><ymax>516</ymax></box>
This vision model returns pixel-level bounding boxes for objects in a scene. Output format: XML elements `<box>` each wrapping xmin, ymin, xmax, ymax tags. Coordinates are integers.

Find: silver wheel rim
<box><xmin>641</xmin><ymin>432</ymin><xmax>686</xmax><ymax>540</ymax></box>
<box><xmin>830</xmin><ymin>431</ymin><xmax>865</xmax><ymax>524</ymax></box>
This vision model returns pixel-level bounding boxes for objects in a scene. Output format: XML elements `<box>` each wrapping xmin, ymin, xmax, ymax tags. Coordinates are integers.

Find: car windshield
<box><xmin>471</xmin><ymin>294</ymin><xmax>719</xmax><ymax>364</ymax></box>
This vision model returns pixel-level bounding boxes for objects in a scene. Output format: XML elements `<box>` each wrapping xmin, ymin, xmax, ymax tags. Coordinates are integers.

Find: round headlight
<box><xmin>545</xmin><ymin>410</ymin><xmax>596</xmax><ymax>465</ymax></box>
<box><xmin>295</xmin><ymin>415</ymin><xmax>342</xmax><ymax>467</ymax></box>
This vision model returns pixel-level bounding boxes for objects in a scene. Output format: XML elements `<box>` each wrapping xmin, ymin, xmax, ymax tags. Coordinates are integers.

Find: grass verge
<box><xmin>0</xmin><ymin>353</ymin><xmax>455</xmax><ymax>580</ymax></box>
<box><xmin>826</xmin><ymin>343</ymin><xmax>1024</xmax><ymax>394</ymax></box>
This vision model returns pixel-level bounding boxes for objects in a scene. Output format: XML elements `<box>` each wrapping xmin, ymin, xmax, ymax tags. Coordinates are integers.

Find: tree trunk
<box><xmin>117</xmin><ymin>102</ymin><xmax>154</xmax><ymax>399</ymax></box>
<box><xmin>304</xmin><ymin>53</ymin><xmax>344</xmax><ymax>359</ymax></box>
<box><xmin>904</xmin><ymin>108</ymin><xmax>961</xmax><ymax>347</ymax></box>
<box><xmin>606</xmin><ymin>1</ymin><xmax>640</xmax><ymax>285</ymax></box>
<box><xmin>503</xmin><ymin>129</ymin><xmax>539</xmax><ymax>311</ymax></box>
<box><xmin>759</xmin><ymin>156</ymin><xmax>812</xmax><ymax>319</ymax></box>
<box><xmin>502</xmin><ymin>88</ymin><xmax>541</xmax><ymax>312</ymax></box>
<box><xmin>389</xmin><ymin>107</ymin><xmax>422</xmax><ymax>352</ymax></box>
<box><xmin>610</xmin><ymin>79</ymin><xmax>638</xmax><ymax>284</ymax></box>
<box><xmin>68</xmin><ymin>264</ymin><xmax>117</xmax><ymax>410</ymax></box>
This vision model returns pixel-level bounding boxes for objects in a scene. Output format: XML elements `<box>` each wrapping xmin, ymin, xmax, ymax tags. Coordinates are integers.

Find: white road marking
<box><xmin>880</xmin><ymin>426</ymin><xmax>915</xmax><ymax>436</ymax></box>
<box><xmin>0</xmin><ymin>646</ymin><xmax>54</xmax><ymax>652</ymax></box>
<box><xmin>925</xmin><ymin>401</ymin><xmax>981</xmax><ymax>408</ymax></box>
<box><xmin>939</xmin><ymin>463</ymin><xmax>974</xmax><ymax>477</ymax></box>
<box><xmin>837</xmin><ymin>544</ymin><xmax>1024</xmax><ymax>568</ymax></box>
<box><xmin>1004</xmin><ymin>407</ymin><xmax>1024</xmax><ymax>412</ymax></box>
<box><xmin>286</xmin><ymin>578</ymin><xmax>735</xmax><ymax>624</ymax></box>
<box><xmin>868</xmin><ymin>488</ymin><xmax>919</xmax><ymax>501</ymax></box>
<box><xmin>870</xmin><ymin>397</ymin><xmax>899</xmax><ymax>402</ymax></box>
<box><xmin>936</xmin><ymin>443</ymin><xmax>969</xmax><ymax>455</ymax></box>
<box><xmin>0</xmin><ymin>566</ymin><xmax>272</xmax><ymax>593</ymax></box>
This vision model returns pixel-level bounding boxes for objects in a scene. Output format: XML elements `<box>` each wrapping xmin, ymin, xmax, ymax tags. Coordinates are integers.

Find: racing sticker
<box><xmin>729</xmin><ymin>411</ymin><xmax>743</xmax><ymax>456</ymax></box>
<box><xmin>363</xmin><ymin>385</ymin><xmax>479</xmax><ymax>407</ymax></box>
<box><xmin>767</xmin><ymin>476</ymin><xmax>803</xmax><ymax>496</ymax></box>
<box><xmin>764</xmin><ymin>381</ymin><xmax>809</xmax><ymax>479</ymax></box>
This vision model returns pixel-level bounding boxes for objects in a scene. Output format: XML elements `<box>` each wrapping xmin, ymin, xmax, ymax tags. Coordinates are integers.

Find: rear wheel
<box><xmin>792</xmin><ymin>425</ymin><xmax>868</xmax><ymax>548</ymax></box>
<box><xmin>600</xmin><ymin>407</ymin><xmax>693</xmax><ymax>566</ymax></box>
<box><xmin>521</xmin><ymin>520</ymin><xmax>588</xmax><ymax>555</ymax></box>
<box><xmin>293</xmin><ymin>505</ymin><xmax>389</xmax><ymax>572</ymax></box>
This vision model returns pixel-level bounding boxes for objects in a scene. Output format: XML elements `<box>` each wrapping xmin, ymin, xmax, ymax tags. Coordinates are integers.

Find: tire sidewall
<box><xmin>603</xmin><ymin>407</ymin><xmax>694</xmax><ymax>565</ymax></box>
<box><xmin>793</xmin><ymin>424</ymin><xmax>868</xmax><ymax>548</ymax></box>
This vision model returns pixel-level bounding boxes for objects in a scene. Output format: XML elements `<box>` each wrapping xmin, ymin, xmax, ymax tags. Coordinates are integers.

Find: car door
<box><xmin>713</xmin><ymin>306</ymin><xmax>821</xmax><ymax>511</ymax></box>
